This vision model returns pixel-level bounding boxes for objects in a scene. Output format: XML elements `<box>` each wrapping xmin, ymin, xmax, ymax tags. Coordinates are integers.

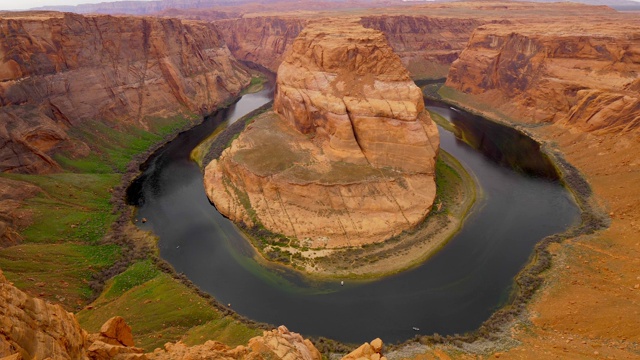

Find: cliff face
<box><xmin>213</xmin><ymin>15</ymin><xmax>481</xmax><ymax>79</ymax></box>
<box><xmin>205</xmin><ymin>20</ymin><xmax>439</xmax><ymax>248</ymax></box>
<box><xmin>361</xmin><ymin>15</ymin><xmax>484</xmax><ymax>79</ymax></box>
<box><xmin>0</xmin><ymin>12</ymin><xmax>250</xmax><ymax>174</ymax></box>
<box><xmin>445</xmin><ymin>21</ymin><xmax>640</xmax><ymax>135</ymax></box>
<box><xmin>214</xmin><ymin>16</ymin><xmax>308</xmax><ymax>72</ymax></box>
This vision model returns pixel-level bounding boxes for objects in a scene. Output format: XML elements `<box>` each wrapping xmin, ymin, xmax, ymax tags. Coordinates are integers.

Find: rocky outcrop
<box><xmin>342</xmin><ymin>338</ymin><xmax>385</xmax><ymax>360</ymax></box>
<box><xmin>205</xmin><ymin>20</ymin><xmax>438</xmax><ymax>248</ymax></box>
<box><xmin>0</xmin><ymin>269</ymin><xmax>323</xmax><ymax>359</ymax></box>
<box><xmin>0</xmin><ymin>12</ymin><xmax>250</xmax><ymax>173</ymax></box>
<box><xmin>361</xmin><ymin>15</ymin><xmax>484</xmax><ymax>79</ymax></box>
<box><xmin>0</xmin><ymin>268</ymin><xmax>88</xmax><ymax>359</ymax></box>
<box><xmin>149</xmin><ymin>326</ymin><xmax>321</xmax><ymax>360</ymax></box>
<box><xmin>445</xmin><ymin>21</ymin><xmax>640</xmax><ymax>135</ymax></box>
<box><xmin>0</xmin><ymin>178</ymin><xmax>40</xmax><ymax>247</ymax></box>
<box><xmin>214</xmin><ymin>16</ymin><xmax>308</xmax><ymax>72</ymax></box>
<box><xmin>213</xmin><ymin>14</ymin><xmax>480</xmax><ymax>79</ymax></box>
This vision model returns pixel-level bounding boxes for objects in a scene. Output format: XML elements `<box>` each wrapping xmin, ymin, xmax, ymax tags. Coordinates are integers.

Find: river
<box><xmin>127</xmin><ymin>86</ymin><xmax>580</xmax><ymax>344</ymax></box>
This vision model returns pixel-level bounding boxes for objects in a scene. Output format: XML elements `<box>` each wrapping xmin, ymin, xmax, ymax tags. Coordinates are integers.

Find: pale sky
<box><xmin>1</xmin><ymin>0</ymin><xmax>639</xmax><ymax>11</ymax></box>
<box><xmin>0</xmin><ymin>0</ymin><xmax>154</xmax><ymax>11</ymax></box>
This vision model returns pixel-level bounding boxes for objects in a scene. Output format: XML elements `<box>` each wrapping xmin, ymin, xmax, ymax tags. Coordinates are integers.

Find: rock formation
<box><xmin>0</xmin><ymin>12</ymin><xmax>250</xmax><ymax>174</ymax></box>
<box><xmin>342</xmin><ymin>338</ymin><xmax>386</xmax><ymax>360</ymax></box>
<box><xmin>360</xmin><ymin>16</ymin><xmax>483</xmax><ymax>79</ymax></box>
<box><xmin>0</xmin><ymin>268</ymin><xmax>89</xmax><ymax>359</ymax></box>
<box><xmin>214</xmin><ymin>17</ymin><xmax>308</xmax><ymax>72</ymax></box>
<box><xmin>205</xmin><ymin>20</ymin><xmax>439</xmax><ymax>248</ymax></box>
<box><xmin>0</xmin><ymin>268</ymin><xmax>325</xmax><ymax>360</ymax></box>
<box><xmin>149</xmin><ymin>326</ymin><xmax>322</xmax><ymax>360</ymax></box>
<box><xmin>0</xmin><ymin>178</ymin><xmax>40</xmax><ymax>247</ymax></box>
<box><xmin>214</xmin><ymin>15</ymin><xmax>480</xmax><ymax>79</ymax></box>
<box><xmin>445</xmin><ymin>21</ymin><xmax>640</xmax><ymax>135</ymax></box>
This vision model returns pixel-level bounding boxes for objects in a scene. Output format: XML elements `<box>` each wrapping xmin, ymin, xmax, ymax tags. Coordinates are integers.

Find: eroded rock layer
<box><xmin>445</xmin><ymin>21</ymin><xmax>640</xmax><ymax>135</ymax></box>
<box><xmin>360</xmin><ymin>15</ymin><xmax>483</xmax><ymax>79</ymax></box>
<box><xmin>215</xmin><ymin>16</ymin><xmax>308</xmax><ymax>72</ymax></box>
<box><xmin>0</xmin><ymin>269</ymin><xmax>325</xmax><ymax>360</ymax></box>
<box><xmin>205</xmin><ymin>20</ymin><xmax>438</xmax><ymax>248</ymax></box>
<box><xmin>0</xmin><ymin>12</ymin><xmax>250</xmax><ymax>174</ymax></box>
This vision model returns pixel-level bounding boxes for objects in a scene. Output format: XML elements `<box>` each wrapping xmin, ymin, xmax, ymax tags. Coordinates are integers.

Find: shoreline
<box><xmin>114</xmin><ymin>78</ymin><xmax>607</xmax><ymax>354</ymax></box>
<box><xmin>388</xmin><ymin>85</ymin><xmax>610</xmax><ymax>350</ymax></box>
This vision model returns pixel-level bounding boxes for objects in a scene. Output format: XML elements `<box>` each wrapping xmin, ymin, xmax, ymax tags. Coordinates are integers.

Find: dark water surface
<box><xmin>128</xmin><ymin>88</ymin><xmax>580</xmax><ymax>344</ymax></box>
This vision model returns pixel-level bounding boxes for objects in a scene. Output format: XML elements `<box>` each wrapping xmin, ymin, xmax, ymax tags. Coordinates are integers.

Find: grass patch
<box><xmin>427</xmin><ymin>110</ymin><xmax>456</xmax><ymax>133</ymax></box>
<box><xmin>100</xmin><ymin>260</ymin><xmax>160</xmax><ymax>301</ymax></box>
<box><xmin>437</xmin><ymin>85</ymin><xmax>515</xmax><ymax>125</ymax></box>
<box><xmin>2</xmin><ymin>173</ymin><xmax>119</xmax><ymax>245</ymax></box>
<box><xmin>77</xmin><ymin>271</ymin><xmax>257</xmax><ymax>351</ymax></box>
<box><xmin>0</xmin><ymin>243</ymin><xmax>119</xmax><ymax>310</ymax></box>
<box><xmin>240</xmin><ymin>74</ymin><xmax>268</xmax><ymax>95</ymax></box>
<box><xmin>61</xmin><ymin>116</ymin><xmax>191</xmax><ymax>173</ymax></box>
<box><xmin>182</xmin><ymin>317</ymin><xmax>261</xmax><ymax>347</ymax></box>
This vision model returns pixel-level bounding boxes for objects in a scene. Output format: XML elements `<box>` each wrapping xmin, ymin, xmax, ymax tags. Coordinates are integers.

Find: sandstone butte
<box><xmin>204</xmin><ymin>19</ymin><xmax>439</xmax><ymax>249</ymax></box>
<box><xmin>0</xmin><ymin>11</ymin><xmax>250</xmax><ymax>175</ymax></box>
<box><xmin>0</xmin><ymin>267</ymin><xmax>389</xmax><ymax>360</ymax></box>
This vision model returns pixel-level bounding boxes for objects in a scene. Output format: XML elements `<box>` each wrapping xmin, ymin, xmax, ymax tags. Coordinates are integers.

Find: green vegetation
<box><xmin>59</xmin><ymin>115</ymin><xmax>192</xmax><ymax>173</ymax></box>
<box><xmin>3</xmin><ymin>173</ymin><xmax>119</xmax><ymax>244</ymax></box>
<box><xmin>427</xmin><ymin>109</ymin><xmax>456</xmax><ymax>133</ymax></box>
<box><xmin>100</xmin><ymin>260</ymin><xmax>160</xmax><ymax>301</ymax></box>
<box><xmin>182</xmin><ymin>317</ymin><xmax>261</xmax><ymax>347</ymax></box>
<box><xmin>240</xmin><ymin>74</ymin><xmax>268</xmax><ymax>95</ymax></box>
<box><xmin>0</xmin><ymin>243</ymin><xmax>119</xmax><ymax>309</ymax></box>
<box><xmin>437</xmin><ymin>85</ymin><xmax>514</xmax><ymax>125</ymax></box>
<box><xmin>77</xmin><ymin>268</ymin><xmax>260</xmax><ymax>351</ymax></box>
<box><xmin>2</xmin><ymin>101</ymin><xmax>263</xmax><ymax>349</ymax></box>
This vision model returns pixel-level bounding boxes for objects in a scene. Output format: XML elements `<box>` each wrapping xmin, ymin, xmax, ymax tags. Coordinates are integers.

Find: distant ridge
<box><xmin>31</xmin><ymin>0</ymin><xmax>640</xmax><ymax>16</ymax></box>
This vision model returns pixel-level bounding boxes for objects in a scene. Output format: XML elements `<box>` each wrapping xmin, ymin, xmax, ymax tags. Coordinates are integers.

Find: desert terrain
<box><xmin>0</xmin><ymin>1</ymin><xmax>639</xmax><ymax>359</ymax></box>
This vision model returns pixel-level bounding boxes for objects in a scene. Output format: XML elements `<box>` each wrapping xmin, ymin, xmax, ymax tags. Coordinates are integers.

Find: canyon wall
<box><xmin>213</xmin><ymin>15</ymin><xmax>482</xmax><ymax>79</ymax></box>
<box><xmin>360</xmin><ymin>15</ymin><xmax>484</xmax><ymax>79</ymax></box>
<box><xmin>445</xmin><ymin>21</ymin><xmax>640</xmax><ymax>135</ymax></box>
<box><xmin>214</xmin><ymin>16</ymin><xmax>308</xmax><ymax>72</ymax></box>
<box><xmin>205</xmin><ymin>20</ymin><xmax>439</xmax><ymax>248</ymax></box>
<box><xmin>0</xmin><ymin>12</ymin><xmax>250</xmax><ymax>174</ymax></box>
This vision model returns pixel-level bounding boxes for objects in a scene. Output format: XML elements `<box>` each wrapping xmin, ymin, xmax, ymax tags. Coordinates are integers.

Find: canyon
<box><xmin>0</xmin><ymin>1</ymin><xmax>639</xmax><ymax>359</ymax></box>
<box><xmin>0</xmin><ymin>11</ymin><xmax>250</xmax><ymax>174</ymax></box>
<box><xmin>204</xmin><ymin>19</ymin><xmax>439</xmax><ymax>249</ymax></box>
<box><xmin>446</xmin><ymin>21</ymin><xmax>640</xmax><ymax>134</ymax></box>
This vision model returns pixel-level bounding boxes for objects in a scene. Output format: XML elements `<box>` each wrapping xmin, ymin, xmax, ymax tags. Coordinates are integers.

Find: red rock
<box><xmin>205</xmin><ymin>19</ymin><xmax>439</xmax><ymax>249</ymax></box>
<box><xmin>0</xmin><ymin>12</ymin><xmax>250</xmax><ymax>174</ymax></box>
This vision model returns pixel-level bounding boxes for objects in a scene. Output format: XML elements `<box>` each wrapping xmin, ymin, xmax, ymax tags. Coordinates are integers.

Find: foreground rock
<box><xmin>0</xmin><ymin>12</ymin><xmax>250</xmax><ymax>174</ymax></box>
<box><xmin>0</xmin><ymin>269</ymin><xmax>88</xmax><ymax>358</ymax></box>
<box><xmin>205</xmin><ymin>20</ymin><xmax>439</xmax><ymax>248</ymax></box>
<box><xmin>0</xmin><ymin>269</ymin><xmax>324</xmax><ymax>359</ymax></box>
<box><xmin>342</xmin><ymin>338</ymin><xmax>386</xmax><ymax>360</ymax></box>
<box><xmin>149</xmin><ymin>326</ymin><xmax>321</xmax><ymax>360</ymax></box>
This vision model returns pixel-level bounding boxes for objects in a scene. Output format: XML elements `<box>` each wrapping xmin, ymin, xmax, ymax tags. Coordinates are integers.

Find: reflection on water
<box><xmin>127</xmin><ymin>88</ymin><xmax>580</xmax><ymax>343</ymax></box>
<box><xmin>425</xmin><ymin>98</ymin><xmax>559</xmax><ymax>180</ymax></box>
